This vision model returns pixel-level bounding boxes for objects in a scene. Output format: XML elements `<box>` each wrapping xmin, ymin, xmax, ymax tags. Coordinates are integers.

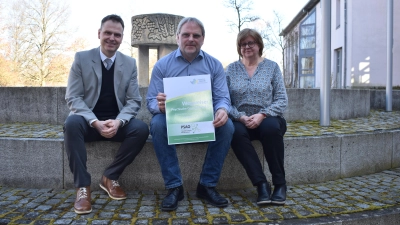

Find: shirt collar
<box><xmin>100</xmin><ymin>50</ymin><xmax>116</xmax><ymax>62</ymax></box>
<box><xmin>175</xmin><ymin>49</ymin><xmax>204</xmax><ymax>61</ymax></box>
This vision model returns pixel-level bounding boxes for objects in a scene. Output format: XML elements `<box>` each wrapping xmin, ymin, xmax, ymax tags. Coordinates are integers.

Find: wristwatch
<box><xmin>117</xmin><ymin>118</ymin><xmax>126</xmax><ymax>127</ymax></box>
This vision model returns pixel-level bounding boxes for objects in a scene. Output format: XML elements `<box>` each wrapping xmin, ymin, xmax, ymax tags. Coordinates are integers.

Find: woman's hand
<box><xmin>241</xmin><ymin>114</ymin><xmax>265</xmax><ymax>129</ymax></box>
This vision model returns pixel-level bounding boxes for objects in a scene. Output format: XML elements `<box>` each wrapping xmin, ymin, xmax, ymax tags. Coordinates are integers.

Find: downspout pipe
<box><xmin>343</xmin><ymin>0</ymin><xmax>347</xmax><ymax>89</ymax></box>
<box><xmin>386</xmin><ymin>0</ymin><xmax>393</xmax><ymax>111</ymax></box>
<box><xmin>320</xmin><ymin>0</ymin><xmax>331</xmax><ymax>126</ymax></box>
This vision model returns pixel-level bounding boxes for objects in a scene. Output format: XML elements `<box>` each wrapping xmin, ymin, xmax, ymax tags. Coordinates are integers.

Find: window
<box><xmin>298</xmin><ymin>10</ymin><xmax>316</xmax><ymax>88</ymax></box>
<box><xmin>334</xmin><ymin>48</ymin><xmax>342</xmax><ymax>88</ymax></box>
<box><xmin>336</xmin><ymin>0</ymin><xmax>341</xmax><ymax>28</ymax></box>
<box><xmin>301</xmin><ymin>57</ymin><xmax>315</xmax><ymax>74</ymax></box>
<box><xmin>300</xmin><ymin>76</ymin><xmax>315</xmax><ymax>88</ymax></box>
<box><xmin>300</xmin><ymin>36</ymin><xmax>316</xmax><ymax>49</ymax></box>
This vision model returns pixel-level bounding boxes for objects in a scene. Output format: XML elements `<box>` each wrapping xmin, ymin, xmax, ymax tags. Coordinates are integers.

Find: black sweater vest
<box><xmin>92</xmin><ymin>61</ymin><xmax>119</xmax><ymax>120</ymax></box>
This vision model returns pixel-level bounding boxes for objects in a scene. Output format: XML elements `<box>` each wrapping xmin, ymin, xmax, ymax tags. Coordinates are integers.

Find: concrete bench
<box><xmin>1</xmin><ymin>128</ymin><xmax>399</xmax><ymax>191</ymax></box>
<box><xmin>0</xmin><ymin>87</ymin><xmax>399</xmax><ymax>191</ymax></box>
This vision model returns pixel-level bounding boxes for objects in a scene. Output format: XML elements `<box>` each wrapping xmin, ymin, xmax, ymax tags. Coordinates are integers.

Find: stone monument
<box><xmin>131</xmin><ymin>13</ymin><xmax>184</xmax><ymax>86</ymax></box>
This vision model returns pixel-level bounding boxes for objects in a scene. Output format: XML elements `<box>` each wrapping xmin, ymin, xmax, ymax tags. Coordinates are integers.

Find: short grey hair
<box><xmin>176</xmin><ymin>17</ymin><xmax>205</xmax><ymax>37</ymax></box>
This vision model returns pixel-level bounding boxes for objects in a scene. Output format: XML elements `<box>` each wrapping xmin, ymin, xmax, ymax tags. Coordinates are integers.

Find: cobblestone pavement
<box><xmin>0</xmin><ymin>110</ymin><xmax>399</xmax><ymax>139</ymax></box>
<box><xmin>0</xmin><ymin>110</ymin><xmax>400</xmax><ymax>224</ymax></box>
<box><xmin>0</xmin><ymin>168</ymin><xmax>399</xmax><ymax>225</ymax></box>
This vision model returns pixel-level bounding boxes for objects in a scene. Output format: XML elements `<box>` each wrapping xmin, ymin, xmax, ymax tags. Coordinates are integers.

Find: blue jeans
<box><xmin>150</xmin><ymin>113</ymin><xmax>234</xmax><ymax>189</ymax></box>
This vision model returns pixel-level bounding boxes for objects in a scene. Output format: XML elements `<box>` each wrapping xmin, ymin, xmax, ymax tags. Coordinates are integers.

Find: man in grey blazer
<box><xmin>64</xmin><ymin>14</ymin><xmax>149</xmax><ymax>215</ymax></box>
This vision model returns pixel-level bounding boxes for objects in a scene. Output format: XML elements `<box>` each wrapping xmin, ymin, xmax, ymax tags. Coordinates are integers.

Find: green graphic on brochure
<box><xmin>166</xmin><ymin>90</ymin><xmax>215</xmax><ymax>145</ymax></box>
<box><xmin>166</xmin><ymin>90</ymin><xmax>213</xmax><ymax>122</ymax></box>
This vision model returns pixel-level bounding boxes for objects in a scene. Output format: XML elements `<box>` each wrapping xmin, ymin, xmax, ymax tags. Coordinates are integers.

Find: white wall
<box><xmin>331</xmin><ymin>0</ymin><xmax>345</xmax><ymax>88</ymax></box>
<box><xmin>346</xmin><ymin>0</ymin><xmax>400</xmax><ymax>88</ymax></box>
<box><xmin>284</xmin><ymin>0</ymin><xmax>399</xmax><ymax>88</ymax></box>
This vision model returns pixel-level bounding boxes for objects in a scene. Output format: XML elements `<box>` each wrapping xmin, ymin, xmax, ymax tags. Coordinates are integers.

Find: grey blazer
<box><xmin>65</xmin><ymin>47</ymin><xmax>141</xmax><ymax>124</ymax></box>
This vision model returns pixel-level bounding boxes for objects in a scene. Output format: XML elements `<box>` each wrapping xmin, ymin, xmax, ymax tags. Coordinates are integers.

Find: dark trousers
<box><xmin>63</xmin><ymin>115</ymin><xmax>149</xmax><ymax>188</ymax></box>
<box><xmin>231</xmin><ymin>116</ymin><xmax>287</xmax><ymax>186</ymax></box>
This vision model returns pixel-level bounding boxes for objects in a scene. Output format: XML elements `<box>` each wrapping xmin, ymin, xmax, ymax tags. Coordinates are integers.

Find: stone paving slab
<box><xmin>0</xmin><ymin>110</ymin><xmax>400</xmax><ymax>139</ymax></box>
<box><xmin>0</xmin><ymin>168</ymin><xmax>400</xmax><ymax>224</ymax></box>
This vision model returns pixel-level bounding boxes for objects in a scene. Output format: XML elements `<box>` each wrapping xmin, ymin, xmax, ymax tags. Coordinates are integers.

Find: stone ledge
<box><xmin>1</xmin><ymin>87</ymin><xmax>388</xmax><ymax>125</ymax></box>
<box><xmin>1</xmin><ymin>129</ymin><xmax>399</xmax><ymax>191</ymax></box>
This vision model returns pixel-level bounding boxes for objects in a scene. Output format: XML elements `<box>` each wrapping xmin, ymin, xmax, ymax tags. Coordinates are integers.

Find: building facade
<box><xmin>280</xmin><ymin>0</ymin><xmax>399</xmax><ymax>89</ymax></box>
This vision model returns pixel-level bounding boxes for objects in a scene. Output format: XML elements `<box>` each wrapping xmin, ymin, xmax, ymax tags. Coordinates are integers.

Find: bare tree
<box><xmin>67</xmin><ymin>37</ymin><xmax>90</xmax><ymax>54</ymax></box>
<box><xmin>0</xmin><ymin>41</ymin><xmax>20</xmax><ymax>86</ymax></box>
<box><xmin>0</xmin><ymin>0</ymin><xmax>22</xmax><ymax>86</ymax></box>
<box><xmin>6</xmin><ymin>0</ymin><xmax>34</xmax><ymax>83</ymax></box>
<box><xmin>0</xmin><ymin>0</ymin><xmax>5</xmax><ymax>31</ymax></box>
<box><xmin>121</xmin><ymin>40</ymin><xmax>138</xmax><ymax>59</ymax></box>
<box><xmin>0</xmin><ymin>54</ymin><xmax>20</xmax><ymax>86</ymax></box>
<box><xmin>260</xmin><ymin>10</ymin><xmax>286</xmax><ymax>67</ymax></box>
<box><xmin>260</xmin><ymin>10</ymin><xmax>301</xmax><ymax>88</ymax></box>
<box><xmin>223</xmin><ymin>0</ymin><xmax>260</xmax><ymax>33</ymax></box>
<box><xmin>26</xmin><ymin>0</ymin><xmax>70</xmax><ymax>86</ymax></box>
<box><xmin>3</xmin><ymin>0</ymin><xmax>71</xmax><ymax>86</ymax></box>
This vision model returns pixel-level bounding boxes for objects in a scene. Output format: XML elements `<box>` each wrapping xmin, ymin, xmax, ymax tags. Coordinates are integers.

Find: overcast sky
<box><xmin>69</xmin><ymin>0</ymin><xmax>309</xmax><ymax>65</ymax></box>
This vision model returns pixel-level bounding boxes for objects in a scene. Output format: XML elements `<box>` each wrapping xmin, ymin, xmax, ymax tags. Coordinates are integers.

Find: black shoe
<box><xmin>256</xmin><ymin>182</ymin><xmax>271</xmax><ymax>205</ymax></box>
<box><xmin>161</xmin><ymin>186</ymin><xmax>184</xmax><ymax>211</ymax></box>
<box><xmin>271</xmin><ymin>184</ymin><xmax>286</xmax><ymax>205</ymax></box>
<box><xmin>196</xmin><ymin>183</ymin><xmax>228</xmax><ymax>207</ymax></box>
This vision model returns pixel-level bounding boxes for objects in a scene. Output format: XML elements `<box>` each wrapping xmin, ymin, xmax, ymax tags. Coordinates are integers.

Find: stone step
<box><xmin>1</xmin><ymin>110</ymin><xmax>399</xmax><ymax>191</ymax></box>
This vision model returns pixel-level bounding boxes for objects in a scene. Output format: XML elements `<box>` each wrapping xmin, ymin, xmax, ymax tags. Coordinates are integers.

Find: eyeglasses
<box><xmin>240</xmin><ymin>41</ymin><xmax>256</xmax><ymax>48</ymax></box>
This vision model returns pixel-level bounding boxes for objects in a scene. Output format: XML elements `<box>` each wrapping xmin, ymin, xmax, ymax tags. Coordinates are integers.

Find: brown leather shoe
<box><xmin>99</xmin><ymin>175</ymin><xmax>127</xmax><ymax>200</ymax></box>
<box><xmin>74</xmin><ymin>186</ymin><xmax>92</xmax><ymax>214</ymax></box>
